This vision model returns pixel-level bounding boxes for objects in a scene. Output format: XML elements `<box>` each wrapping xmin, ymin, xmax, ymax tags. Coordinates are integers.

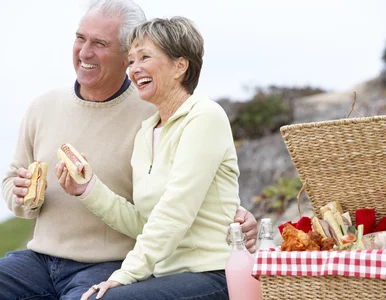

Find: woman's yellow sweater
<box><xmin>82</xmin><ymin>93</ymin><xmax>240</xmax><ymax>284</ymax></box>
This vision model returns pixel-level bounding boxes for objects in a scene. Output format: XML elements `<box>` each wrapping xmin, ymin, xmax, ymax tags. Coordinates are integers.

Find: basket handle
<box><xmin>346</xmin><ymin>92</ymin><xmax>364</xmax><ymax>118</ymax></box>
<box><xmin>296</xmin><ymin>180</ymin><xmax>308</xmax><ymax>217</ymax></box>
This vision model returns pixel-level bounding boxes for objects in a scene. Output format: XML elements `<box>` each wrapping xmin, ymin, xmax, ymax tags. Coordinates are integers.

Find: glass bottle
<box><xmin>257</xmin><ymin>218</ymin><xmax>277</xmax><ymax>250</ymax></box>
<box><xmin>225</xmin><ymin>222</ymin><xmax>262</xmax><ymax>300</ymax></box>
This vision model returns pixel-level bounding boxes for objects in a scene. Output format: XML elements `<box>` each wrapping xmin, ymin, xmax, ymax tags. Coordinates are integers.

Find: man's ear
<box><xmin>175</xmin><ymin>57</ymin><xmax>189</xmax><ymax>80</ymax></box>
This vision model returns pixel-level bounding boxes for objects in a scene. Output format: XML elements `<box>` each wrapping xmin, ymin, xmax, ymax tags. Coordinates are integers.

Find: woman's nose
<box><xmin>129</xmin><ymin>62</ymin><xmax>142</xmax><ymax>75</ymax></box>
<box><xmin>130</xmin><ymin>62</ymin><xmax>140</xmax><ymax>72</ymax></box>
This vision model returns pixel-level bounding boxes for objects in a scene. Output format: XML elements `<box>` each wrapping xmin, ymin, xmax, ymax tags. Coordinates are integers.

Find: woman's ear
<box><xmin>175</xmin><ymin>57</ymin><xmax>189</xmax><ymax>80</ymax></box>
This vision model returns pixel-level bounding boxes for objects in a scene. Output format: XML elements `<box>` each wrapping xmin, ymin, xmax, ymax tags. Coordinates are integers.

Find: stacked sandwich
<box><xmin>311</xmin><ymin>201</ymin><xmax>356</xmax><ymax>248</ymax></box>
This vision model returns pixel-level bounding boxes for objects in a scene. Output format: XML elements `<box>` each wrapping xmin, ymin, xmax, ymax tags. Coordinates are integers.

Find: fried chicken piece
<box><xmin>320</xmin><ymin>237</ymin><xmax>335</xmax><ymax>250</ymax></box>
<box><xmin>281</xmin><ymin>223</ymin><xmax>335</xmax><ymax>251</ymax></box>
<box><xmin>281</xmin><ymin>223</ymin><xmax>311</xmax><ymax>251</ymax></box>
<box><xmin>305</xmin><ymin>231</ymin><xmax>321</xmax><ymax>251</ymax></box>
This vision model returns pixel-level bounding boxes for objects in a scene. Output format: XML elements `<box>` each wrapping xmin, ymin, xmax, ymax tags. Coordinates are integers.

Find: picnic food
<box><xmin>279</xmin><ymin>198</ymin><xmax>386</xmax><ymax>251</ymax></box>
<box><xmin>57</xmin><ymin>143</ymin><xmax>92</xmax><ymax>184</ymax></box>
<box><xmin>320</xmin><ymin>201</ymin><xmax>343</xmax><ymax>216</ymax></box>
<box><xmin>302</xmin><ymin>200</ymin><xmax>349</xmax><ymax>247</ymax></box>
<box><xmin>373</xmin><ymin>231</ymin><xmax>386</xmax><ymax>248</ymax></box>
<box><xmin>351</xmin><ymin>225</ymin><xmax>365</xmax><ymax>250</ymax></box>
<box><xmin>321</xmin><ymin>210</ymin><xmax>344</xmax><ymax>246</ymax></box>
<box><xmin>311</xmin><ymin>217</ymin><xmax>332</xmax><ymax>238</ymax></box>
<box><xmin>342</xmin><ymin>232</ymin><xmax>357</xmax><ymax>244</ymax></box>
<box><xmin>314</xmin><ymin>201</ymin><xmax>382</xmax><ymax>249</ymax></box>
<box><xmin>281</xmin><ymin>223</ymin><xmax>335</xmax><ymax>251</ymax></box>
<box><xmin>24</xmin><ymin>161</ymin><xmax>48</xmax><ymax>209</ymax></box>
<box><xmin>278</xmin><ymin>216</ymin><xmax>312</xmax><ymax>234</ymax></box>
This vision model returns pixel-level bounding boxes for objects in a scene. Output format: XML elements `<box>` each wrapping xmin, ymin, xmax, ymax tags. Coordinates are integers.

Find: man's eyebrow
<box><xmin>94</xmin><ymin>38</ymin><xmax>108</xmax><ymax>45</ymax></box>
<box><xmin>74</xmin><ymin>32</ymin><xmax>108</xmax><ymax>45</ymax></box>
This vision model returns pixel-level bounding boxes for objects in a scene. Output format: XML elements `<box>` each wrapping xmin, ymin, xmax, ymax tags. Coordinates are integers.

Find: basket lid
<box><xmin>280</xmin><ymin>115</ymin><xmax>386</xmax><ymax>224</ymax></box>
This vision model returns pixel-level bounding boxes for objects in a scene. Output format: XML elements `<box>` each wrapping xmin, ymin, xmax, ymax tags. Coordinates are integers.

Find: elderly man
<box><xmin>0</xmin><ymin>0</ymin><xmax>257</xmax><ymax>299</ymax></box>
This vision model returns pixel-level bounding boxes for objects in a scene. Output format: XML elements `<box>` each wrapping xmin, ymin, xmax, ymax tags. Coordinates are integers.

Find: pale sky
<box><xmin>1</xmin><ymin>0</ymin><xmax>386</xmax><ymax>221</ymax></box>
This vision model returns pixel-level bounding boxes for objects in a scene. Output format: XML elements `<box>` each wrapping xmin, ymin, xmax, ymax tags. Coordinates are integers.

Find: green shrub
<box><xmin>253</xmin><ymin>177</ymin><xmax>303</xmax><ymax>214</ymax></box>
<box><xmin>0</xmin><ymin>218</ymin><xmax>34</xmax><ymax>257</ymax></box>
<box><xmin>231</xmin><ymin>91</ymin><xmax>292</xmax><ymax>139</ymax></box>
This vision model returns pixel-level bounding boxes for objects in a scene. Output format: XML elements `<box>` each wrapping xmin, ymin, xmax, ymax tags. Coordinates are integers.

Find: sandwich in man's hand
<box><xmin>24</xmin><ymin>161</ymin><xmax>48</xmax><ymax>209</ymax></box>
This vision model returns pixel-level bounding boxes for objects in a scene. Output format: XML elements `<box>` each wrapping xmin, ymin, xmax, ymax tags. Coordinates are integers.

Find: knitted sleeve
<box><xmin>2</xmin><ymin>103</ymin><xmax>40</xmax><ymax>218</ymax></box>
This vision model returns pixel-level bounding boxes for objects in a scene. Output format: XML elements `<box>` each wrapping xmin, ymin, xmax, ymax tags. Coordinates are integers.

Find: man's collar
<box><xmin>74</xmin><ymin>75</ymin><xmax>131</xmax><ymax>102</ymax></box>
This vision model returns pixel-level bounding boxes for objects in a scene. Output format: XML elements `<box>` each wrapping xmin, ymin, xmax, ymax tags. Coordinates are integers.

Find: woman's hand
<box><xmin>81</xmin><ymin>280</ymin><xmax>122</xmax><ymax>300</ymax></box>
<box><xmin>56</xmin><ymin>161</ymin><xmax>89</xmax><ymax>196</ymax></box>
<box><xmin>234</xmin><ymin>209</ymin><xmax>258</xmax><ymax>253</ymax></box>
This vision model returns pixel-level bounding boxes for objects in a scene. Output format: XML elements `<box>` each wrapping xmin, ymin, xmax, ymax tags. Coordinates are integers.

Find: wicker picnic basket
<box><xmin>259</xmin><ymin>115</ymin><xmax>386</xmax><ymax>299</ymax></box>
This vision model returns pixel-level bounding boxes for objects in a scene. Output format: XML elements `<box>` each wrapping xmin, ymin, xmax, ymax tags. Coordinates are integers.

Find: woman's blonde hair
<box><xmin>128</xmin><ymin>17</ymin><xmax>204</xmax><ymax>94</ymax></box>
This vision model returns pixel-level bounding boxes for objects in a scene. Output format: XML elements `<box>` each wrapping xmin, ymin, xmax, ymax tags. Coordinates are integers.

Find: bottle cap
<box><xmin>261</xmin><ymin>218</ymin><xmax>272</xmax><ymax>224</ymax></box>
<box><xmin>258</xmin><ymin>218</ymin><xmax>274</xmax><ymax>240</ymax></box>
<box><xmin>228</xmin><ymin>222</ymin><xmax>244</xmax><ymax>244</ymax></box>
<box><xmin>230</xmin><ymin>222</ymin><xmax>241</xmax><ymax>230</ymax></box>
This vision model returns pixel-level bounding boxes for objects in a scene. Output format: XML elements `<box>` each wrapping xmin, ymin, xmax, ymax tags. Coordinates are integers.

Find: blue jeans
<box><xmin>0</xmin><ymin>250</ymin><xmax>228</xmax><ymax>299</ymax></box>
<box><xmin>89</xmin><ymin>271</ymin><xmax>228</xmax><ymax>300</ymax></box>
<box><xmin>0</xmin><ymin>250</ymin><xmax>121</xmax><ymax>300</ymax></box>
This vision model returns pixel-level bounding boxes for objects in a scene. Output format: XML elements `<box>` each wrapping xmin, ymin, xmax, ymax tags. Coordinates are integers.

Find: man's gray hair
<box><xmin>128</xmin><ymin>17</ymin><xmax>204</xmax><ymax>94</ymax></box>
<box><xmin>85</xmin><ymin>0</ymin><xmax>146</xmax><ymax>52</ymax></box>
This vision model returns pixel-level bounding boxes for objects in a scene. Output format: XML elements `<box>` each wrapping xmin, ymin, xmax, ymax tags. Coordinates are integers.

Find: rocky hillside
<box><xmin>230</xmin><ymin>76</ymin><xmax>386</xmax><ymax>244</ymax></box>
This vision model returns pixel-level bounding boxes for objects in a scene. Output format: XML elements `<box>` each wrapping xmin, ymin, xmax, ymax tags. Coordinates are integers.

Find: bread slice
<box><xmin>24</xmin><ymin>161</ymin><xmax>48</xmax><ymax>209</ymax></box>
<box><xmin>57</xmin><ymin>143</ymin><xmax>92</xmax><ymax>184</ymax></box>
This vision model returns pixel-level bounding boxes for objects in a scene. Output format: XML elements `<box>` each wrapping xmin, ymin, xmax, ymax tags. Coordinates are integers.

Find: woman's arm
<box><xmin>80</xmin><ymin>176</ymin><xmax>147</xmax><ymax>239</ymax></box>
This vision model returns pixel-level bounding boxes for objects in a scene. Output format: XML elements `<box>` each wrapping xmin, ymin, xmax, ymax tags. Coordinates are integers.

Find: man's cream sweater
<box><xmin>2</xmin><ymin>84</ymin><xmax>155</xmax><ymax>262</ymax></box>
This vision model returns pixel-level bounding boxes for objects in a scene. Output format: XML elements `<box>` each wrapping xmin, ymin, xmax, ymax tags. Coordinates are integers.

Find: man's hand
<box><xmin>234</xmin><ymin>209</ymin><xmax>258</xmax><ymax>253</ymax></box>
<box><xmin>12</xmin><ymin>167</ymin><xmax>32</xmax><ymax>206</ymax></box>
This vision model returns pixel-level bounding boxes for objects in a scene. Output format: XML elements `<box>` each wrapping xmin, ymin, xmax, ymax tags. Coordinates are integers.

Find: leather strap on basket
<box><xmin>346</xmin><ymin>92</ymin><xmax>364</xmax><ymax>118</ymax></box>
<box><xmin>296</xmin><ymin>181</ymin><xmax>308</xmax><ymax>217</ymax></box>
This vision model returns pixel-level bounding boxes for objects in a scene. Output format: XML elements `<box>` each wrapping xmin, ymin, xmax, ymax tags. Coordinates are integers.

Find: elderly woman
<box><xmin>57</xmin><ymin>17</ymin><xmax>242</xmax><ymax>300</ymax></box>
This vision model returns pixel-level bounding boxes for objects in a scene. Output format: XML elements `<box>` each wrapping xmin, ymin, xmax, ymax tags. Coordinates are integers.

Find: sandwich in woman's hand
<box><xmin>24</xmin><ymin>161</ymin><xmax>48</xmax><ymax>209</ymax></box>
<box><xmin>57</xmin><ymin>143</ymin><xmax>92</xmax><ymax>184</ymax></box>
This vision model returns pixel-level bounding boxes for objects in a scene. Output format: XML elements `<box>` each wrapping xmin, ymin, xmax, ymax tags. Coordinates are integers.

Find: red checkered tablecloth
<box><xmin>252</xmin><ymin>249</ymin><xmax>386</xmax><ymax>279</ymax></box>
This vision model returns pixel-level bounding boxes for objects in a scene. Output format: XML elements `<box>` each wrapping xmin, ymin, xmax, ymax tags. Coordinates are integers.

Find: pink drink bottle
<box><xmin>225</xmin><ymin>222</ymin><xmax>262</xmax><ymax>300</ymax></box>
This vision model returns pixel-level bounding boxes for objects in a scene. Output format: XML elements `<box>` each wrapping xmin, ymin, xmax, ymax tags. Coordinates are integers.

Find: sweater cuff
<box><xmin>77</xmin><ymin>174</ymin><xmax>97</xmax><ymax>199</ymax></box>
<box><xmin>109</xmin><ymin>269</ymin><xmax>137</xmax><ymax>285</ymax></box>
